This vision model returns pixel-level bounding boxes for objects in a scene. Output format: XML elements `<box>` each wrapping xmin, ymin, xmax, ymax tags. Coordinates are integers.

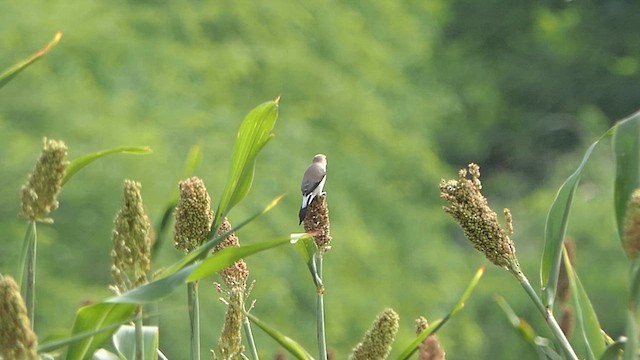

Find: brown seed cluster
<box><xmin>214</xmin><ymin>218</ymin><xmax>249</xmax><ymax>289</ymax></box>
<box><xmin>303</xmin><ymin>195</ymin><xmax>332</xmax><ymax>251</ymax></box>
<box><xmin>440</xmin><ymin>164</ymin><xmax>522</xmax><ymax>277</ymax></box>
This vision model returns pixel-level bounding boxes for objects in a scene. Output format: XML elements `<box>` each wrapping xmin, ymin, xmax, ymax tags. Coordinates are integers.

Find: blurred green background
<box><xmin>1</xmin><ymin>0</ymin><xmax>639</xmax><ymax>358</ymax></box>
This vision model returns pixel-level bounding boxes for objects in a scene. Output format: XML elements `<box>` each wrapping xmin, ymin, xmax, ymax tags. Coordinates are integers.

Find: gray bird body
<box><xmin>299</xmin><ymin>154</ymin><xmax>327</xmax><ymax>224</ymax></box>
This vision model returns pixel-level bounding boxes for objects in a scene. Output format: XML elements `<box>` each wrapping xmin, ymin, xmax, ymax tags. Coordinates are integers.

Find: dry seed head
<box><xmin>111</xmin><ymin>180</ymin><xmax>152</xmax><ymax>293</ymax></box>
<box><xmin>624</xmin><ymin>188</ymin><xmax>640</xmax><ymax>259</ymax></box>
<box><xmin>303</xmin><ymin>195</ymin><xmax>332</xmax><ymax>251</ymax></box>
<box><xmin>174</xmin><ymin>177</ymin><xmax>214</xmax><ymax>253</ymax></box>
<box><xmin>0</xmin><ymin>275</ymin><xmax>39</xmax><ymax>360</ymax></box>
<box><xmin>415</xmin><ymin>316</ymin><xmax>445</xmax><ymax>360</ymax></box>
<box><xmin>440</xmin><ymin>163</ymin><xmax>522</xmax><ymax>277</ymax></box>
<box><xmin>349</xmin><ymin>308</ymin><xmax>399</xmax><ymax>360</ymax></box>
<box><xmin>20</xmin><ymin>137</ymin><xmax>69</xmax><ymax>223</ymax></box>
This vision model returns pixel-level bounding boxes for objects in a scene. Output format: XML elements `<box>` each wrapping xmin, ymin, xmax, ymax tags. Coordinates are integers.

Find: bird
<box><xmin>299</xmin><ymin>154</ymin><xmax>327</xmax><ymax>224</ymax></box>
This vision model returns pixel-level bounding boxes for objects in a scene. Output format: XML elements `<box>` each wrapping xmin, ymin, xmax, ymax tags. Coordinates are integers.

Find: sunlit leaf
<box><xmin>65</xmin><ymin>303</ymin><xmax>137</xmax><ymax>360</ymax></box>
<box><xmin>63</xmin><ymin>146</ymin><xmax>152</xmax><ymax>185</ymax></box>
<box><xmin>396</xmin><ymin>266</ymin><xmax>485</xmax><ymax>360</ymax></box>
<box><xmin>213</xmin><ymin>98</ymin><xmax>279</xmax><ymax>231</ymax></box>
<box><xmin>0</xmin><ymin>32</ymin><xmax>62</xmax><ymax>89</ymax></box>
<box><xmin>245</xmin><ymin>311</ymin><xmax>314</xmax><ymax>360</ymax></box>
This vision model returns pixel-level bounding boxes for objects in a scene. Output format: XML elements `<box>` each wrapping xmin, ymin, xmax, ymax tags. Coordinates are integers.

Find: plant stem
<box><xmin>518</xmin><ymin>275</ymin><xmax>578</xmax><ymax>360</ymax></box>
<box><xmin>315</xmin><ymin>252</ymin><xmax>328</xmax><ymax>360</ymax></box>
<box><xmin>135</xmin><ymin>305</ymin><xmax>145</xmax><ymax>360</ymax></box>
<box><xmin>242</xmin><ymin>307</ymin><xmax>259</xmax><ymax>360</ymax></box>
<box><xmin>188</xmin><ymin>281</ymin><xmax>201</xmax><ymax>360</ymax></box>
<box><xmin>19</xmin><ymin>220</ymin><xmax>37</xmax><ymax>328</ymax></box>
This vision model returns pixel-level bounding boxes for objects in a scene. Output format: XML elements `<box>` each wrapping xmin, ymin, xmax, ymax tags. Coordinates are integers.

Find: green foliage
<box><xmin>1</xmin><ymin>1</ymin><xmax>640</xmax><ymax>359</ymax></box>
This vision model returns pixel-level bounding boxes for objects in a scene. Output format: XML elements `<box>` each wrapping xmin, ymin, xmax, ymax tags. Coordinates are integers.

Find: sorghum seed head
<box><xmin>440</xmin><ymin>163</ymin><xmax>521</xmax><ymax>277</ymax></box>
<box><xmin>303</xmin><ymin>195</ymin><xmax>332</xmax><ymax>251</ymax></box>
<box><xmin>20</xmin><ymin>137</ymin><xmax>68</xmax><ymax>223</ymax></box>
<box><xmin>349</xmin><ymin>308</ymin><xmax>399</xmax><ymax>360</ymax></box>
<box><xmin>111</xmin><ymin>180</ymin><xmax>152</xmax><ymax>293</ymax></box>
<box><xmin>0</xmin><ymin>275</ymin><xmax>39</xmax><ymax>360</ymax></box>
<box><xmin>174</xmin><ymin>177</ymin><xmax>213</xmax><ymax>253</ymax></box>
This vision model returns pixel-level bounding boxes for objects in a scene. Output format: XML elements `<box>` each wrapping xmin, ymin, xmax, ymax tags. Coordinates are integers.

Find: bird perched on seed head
<box><xmin>299</xmin><ymin>154</ymin><xmax>327</xmax><ymax>224</ymax></box>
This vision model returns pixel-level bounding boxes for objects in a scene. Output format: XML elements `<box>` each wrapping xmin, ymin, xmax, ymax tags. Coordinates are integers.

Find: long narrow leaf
<box><xmin>396</xmin><ymin>266</ymin><xmax>485</xmax><ymax>360</ymax></box>
<box><xmin>62</xmin><ymin>146</ymin><xmax>152</xmax><ymax>185</ymax></box>
<box><xmin>562</xmin><ymin>246</ymin><xmax>605</xmax><ymax>359</ymax></box>
<box><xmin>540</xmin><ymin>131</ymin><xmax>611</xmax><ymax>306</ymax></box>
<box><xmin>0</xmin><ymin>32</ymin><xmax>62</xmax><ymax>89</ymax></box>
<box><xmin>613</xmin><ymin>111</ymin><xmax>640</xmax><ymax>246</ymax></box>
<box><xmin>213</xmin><ymin>98</ymin><xmax>279</xmax><ymax>231</ymax></box>
<box><xmin>245</xmin><ymin>312</ymin><xmax>314</xmax><ymax>360</ymax></box>
<box><xmin>186</xmin><ymin>236</ymin><xmax>291</xmax><ymax>282</ymax></box>
<box><xmin>65</xmin><ymin>303</ymin><xmax>137</xmax><ymax>360</ymax></box>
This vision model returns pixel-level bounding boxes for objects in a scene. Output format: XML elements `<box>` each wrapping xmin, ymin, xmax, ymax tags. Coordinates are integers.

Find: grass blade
<box><xmin>0</xmin><ymin>32</ymin><xmax>63</xmax><ymax>89</ymax></box>
<box><xmin>213</xmin><ymin>98</ymin><xmax>279</xmax><ymax>231</ymax></box>
<box><xmin>62</xmin><ymin>146</ymin><xmax>152</xmax><ymax>185</ymax></box>
<box><xmin>562</xmin><ymin>245</ymin><xmax>605</xmax><ymax>358</ymax></box>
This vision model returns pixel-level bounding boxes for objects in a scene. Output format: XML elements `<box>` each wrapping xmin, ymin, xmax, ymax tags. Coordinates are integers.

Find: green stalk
<box><xmin>188</xmin><ymin>281</ymin><xmax>201</xmax><ymax>360</ymax></box>
<box><xmin>242</xmin><ymin>308</ymin><xmax>259</xmax><ymax>360</ymax></box>
<box><xmin>518</xmin><ymin>275</ymin><xmax>578</xmax><ymax>360</ymax></box>
<box><xmin>314</xmin><ymin>252</ymin><xmax>327</xmax><ymax>360</ymax></box>
<box><xmin>18</xmin><ymin>220</ymin><xmax>37</xmax><ymax>327</ymax></box>
<box><xmin>135</xmin><ymin>305</ymin><xmax>145</xmax><ymax>360</ymax></box>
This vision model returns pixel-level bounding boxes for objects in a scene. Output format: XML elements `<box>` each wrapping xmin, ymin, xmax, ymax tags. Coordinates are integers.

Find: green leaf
<box><xmin>108</xmin><ymin>265</ymin><xmax>196</xmax><ymax>304</ymax></box>
<box><xmin>396</xmin><ymin>266</ymin><xmax>485</xmax><ymax>360</ymax></box>
<box><xmin>600</xmin><ymin>340</ymin><xmax>624</xmax><ymax>360</ymax></box>
<box><xmin>113</xmin><ymin>325</ymin><xmax>159</xmax><ymax>360</ymax></box>
<box><xmin>613</xmin><ymin>111</ymin><xmax>640</xmax><ymax>247</ymax></box>
<box><xmin>0</xmin><ymin>32</ymin><xmax>62</xmax><ymax>89</ymax></box>
<box><xmin>213</xmin><ymin>98</ymin><xmax>279</xmax><ymax>230</ymax></box>
<box><xmin>563</xmin><ymin>245</ymin><xmax>606</xmax><ymax>359</ymax></box>
<box><xmin>63</xmin><ymin>146</ymin><xmax>152</xmax><ymax>185</ymax></box>
<box><xmin>245</xmin><ymin>311</ymin><xmax>314</xmax><ymax>360</ymax></box>
<box><xmin>540</xmin><ymin>130</ymin><xmax>611</xmax><ymax>306</ymax></box>
<box><xmin>65</xmin><ymin>303</ymin><xmax>137</xmax><ymax>360</ymax></box>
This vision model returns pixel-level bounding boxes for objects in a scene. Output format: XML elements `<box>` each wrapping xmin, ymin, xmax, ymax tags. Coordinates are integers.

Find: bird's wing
<box><xmin>301</xmin><ymin>165</ymin><xmax>326</xmax><ymax>195</ymax></box>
